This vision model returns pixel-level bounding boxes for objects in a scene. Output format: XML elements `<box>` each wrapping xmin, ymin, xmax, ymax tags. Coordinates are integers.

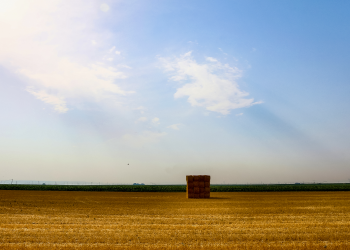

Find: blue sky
<box><xmin>1</xmin><ymin>0</ymin><xmax>349</xmax><ymax>184</ymax></box>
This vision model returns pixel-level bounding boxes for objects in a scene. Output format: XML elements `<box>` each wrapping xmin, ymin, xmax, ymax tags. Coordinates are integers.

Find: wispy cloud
<box><xmin>206</xmin><ymin>57</ymin><xmax>218</xmax><ymax>62</ymax></box>
<box><xmin>122</xmin><ymin>131</ymin><xmax>166</xmax><ymax>147</ymax></box>
<box><xmin>219</xmin><ymin>48</ymin><xmax>228</xmax><ymax>56</ymax></box>
<box><xmin>167</xmin><ymin>124</ymin><xmax>182</xmax><ymax>130</ymax></box>
<box><xmin>109</xmin><ymin>46</ymin><xmax>116</xmax><ymax>53</ymax></box>
<box><xmin>137</xmin><ymin>117</ymin><xmax>148</xmax><ymax>122</ymax></box>
<box><xmin>160</xmin><ymin>51</ymin><xmax>261</xmax><ymax>115</ymax></box>
<box><xmin>152</xmin><ymin>117</ymin><xmax>160</xmax><ymax>125</ymax></box>
<box><xmin>0</xmin><ymin>0</ymin><xmax>133</xmax><ymax>113</ymax></box>
<box><xmin>27</xmin><ymin>87</ymin><xmax>68</xmax><ymax>113</ymax></box>
<box><xmin>135</xmin><ymin>106</ymin><xmax>147</xmax><ymax>114</ymax></box>
<box><xmin>100</xmin><ymin>3</ymin><xmax>110</xmax><ymax>12</ymax></box>
<box><xmin>187</xmin><ymin>41</ymin><xmax>198</xmax><ymax>45</ymax></box>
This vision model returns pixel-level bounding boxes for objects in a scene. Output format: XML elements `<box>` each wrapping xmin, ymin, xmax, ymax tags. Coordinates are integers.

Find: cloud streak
<box><xmin>160</xmin><ymin>51</ymin><xmax>261</xmax><ymax>115</ymax></box>
<box><xmin>27</xmin><ymin>87</ymin><xmax>68</xmax><ymax>113</ymax></box>
<box><xmin>0</xmin><ymin>0</ymin><xmax>133</xmax><ymax>113</ymax></box>
<box><xmin>167</xmin><ymin>124</ymin><xmax>182</xmax><ymax>130</ymax></box>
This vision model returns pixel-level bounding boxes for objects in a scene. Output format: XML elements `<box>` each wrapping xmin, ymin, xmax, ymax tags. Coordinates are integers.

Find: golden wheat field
<box><xmin>0</xmin><ymin>190</ymin><xmax>350</xmax><ymax>250</ymax></box>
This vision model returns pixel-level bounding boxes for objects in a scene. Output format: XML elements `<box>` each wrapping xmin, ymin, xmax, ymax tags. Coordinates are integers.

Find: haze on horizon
<box><xmin>1</xmin><ymin>0</ymin><xmax>349</xmax><ymax>185</ymax></box>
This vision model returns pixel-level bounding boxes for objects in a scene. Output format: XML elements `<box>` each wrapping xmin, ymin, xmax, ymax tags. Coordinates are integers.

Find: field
<box><xmin>1</xmin><ymin>191</ymin><xmax>350</xmax><ymax>249</ymax></box>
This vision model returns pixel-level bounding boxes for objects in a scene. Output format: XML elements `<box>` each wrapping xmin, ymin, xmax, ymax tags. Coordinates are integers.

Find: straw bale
<box><xmin>186</xmin><ymin>175</ymin><xmax>210</xmax><ymax>198</ymax></box>
<box><xmin>193</xmin><ymin>175</ymin><xmax>200</xmax><ymax>181</ymax></box>
<box><xmin>186</xmin><ymin>175</ymin><xmax>193</xmax><ymax>182</ymax></box>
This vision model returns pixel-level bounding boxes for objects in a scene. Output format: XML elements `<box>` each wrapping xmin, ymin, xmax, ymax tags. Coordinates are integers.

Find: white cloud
<box><xmin>115</xmin><ymin>51</ymin><xmax>121</xmax><ymax>55</ymax></box>
<box><xmin>236</xmin><ymin>113</ymin><xmax>243</xmax><ymax>116</ymax></box>
<box><xmin>219</xmin><ymin>48</ymin><xmax>228</xmax><ymax>56</ymax></box>
<box><xmin>167</xmin><ymin>124</ymin><xmax>182</xmax><ymax>130</ymax></box>
<box><xmin>137</xmin><ymin>117</ymin><xmax>148</xmax><ymax>122</ymax></box>
<box><xmin>117</xmin><ymin>64</ymin><xmax>132</xmax><ymax>69</ymax></box>
<box><xmin>27</xmin><ymin>87</ymin><xmax>68</xmax><ymax>113</ymax></box>
<box><xmin>18</xmin><ymin>59</ymin><xmax>131</xmax><ymax>101</ymax></box>
<box><xmin>152</xmin><ymin>117</ymin><xmax>160</xmax><ymax>125</ymax></box>
<box><xmin>187</xmin><ymin>41</ymin><xmax>198</xmax><ymax>45</ymax></box>
<box><xmin>206</xmin><ymin>57</ymin><xmax>218</xmax><ymax>62</ymax></box>
<box><xmin>160</xmin><ymin>52</ymin><xmax>261</xmax><ymax>115</ymax></box>
<box><xmin>0</xmin><ymin>0</ymin><xmax>133</xmax><ymax>113</ymax></box>
<box><xmin>135</xmin><ymin>116</ymin><xmax>160</xmax><ymax>125</ymax></box>
<box><xmin>135</xmin><ymin>106</ymin><xmax>146</xmax><ymax>114</ymax></box>
<box><xmin>109</xmin><ymin>46</ymin><xmax>116</xmax><ymax>53</ymax></box>
<box><xmin>122</xmin><ymin>131</ymin><xmax>166</xmax><ymax>147</ymax></box>
<box><xmin>100</xmin><ymin>3</ymin><xmax>110</xmax><ymax>12</ymax></box>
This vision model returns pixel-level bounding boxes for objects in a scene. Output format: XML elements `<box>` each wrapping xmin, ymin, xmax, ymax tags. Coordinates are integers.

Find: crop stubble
<box><xmin>0</xmin><ymin>191</ymin><xmax>349</xmax><ymax>249</ymax></box>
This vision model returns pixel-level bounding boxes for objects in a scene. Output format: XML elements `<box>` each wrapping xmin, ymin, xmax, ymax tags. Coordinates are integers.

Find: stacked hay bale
<box><xmin>186</xmin><ymin>175</ymin><xmax>210</xmax><ymax>198</ymax></box>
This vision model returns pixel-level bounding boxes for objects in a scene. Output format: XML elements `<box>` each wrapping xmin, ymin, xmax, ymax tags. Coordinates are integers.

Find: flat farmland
<box><xmin>0</xmin><ymin>191</ymin><xmax>349</xmax><ymax>249</ymax></box>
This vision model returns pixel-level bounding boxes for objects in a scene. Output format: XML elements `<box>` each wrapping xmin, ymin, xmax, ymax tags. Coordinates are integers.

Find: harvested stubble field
<box><xmin>0</xmin><ymin>191</ymin><xmax>349</xmax><ymax>250</ymax></box>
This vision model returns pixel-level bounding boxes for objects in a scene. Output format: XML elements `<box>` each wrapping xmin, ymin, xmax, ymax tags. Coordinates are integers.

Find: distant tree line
<box><xmin>0</xmin><ymin>183</ymin><xmax>350</xmax><ymax>192</ymax></box>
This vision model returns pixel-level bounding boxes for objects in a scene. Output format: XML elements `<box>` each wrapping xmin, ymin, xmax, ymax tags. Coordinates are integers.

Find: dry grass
<box><xmin>0</xmin><ymin>190</ymin><xmax>349</xmax><ymax>249</ymax></box>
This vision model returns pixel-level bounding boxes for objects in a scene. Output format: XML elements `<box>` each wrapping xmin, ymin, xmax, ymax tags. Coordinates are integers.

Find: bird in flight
<box><xmin>127</xmin><ymin>163</ymin><xmax>129</xmax><ymax>165</ymax></box>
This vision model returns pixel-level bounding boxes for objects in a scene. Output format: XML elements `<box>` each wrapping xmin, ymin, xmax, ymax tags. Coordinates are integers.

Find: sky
<box><xmin>1</xmin><ymin>0</ymin><xmax>350</xmax><ymax>184</ymax></box>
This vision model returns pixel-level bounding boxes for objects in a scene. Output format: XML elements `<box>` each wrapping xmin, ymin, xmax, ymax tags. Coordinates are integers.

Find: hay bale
<box><xmin>186</xmin><ymin>175</ymin><xmax>210</xmax><ymax>199</ymax></box>
<box><xmin>188</xmin><ymin>193</ymin><xmax>195</xmax><ymax>198</ymax></box>
<box><xmin>186</xmin><ymin>192</ymin><xmax>192</xmax><ymax>198</ymax></box>
<box><xmin>186</xmin><ymin>175</ymin><xmax>194</xmax><ymax>182</ymax></box>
